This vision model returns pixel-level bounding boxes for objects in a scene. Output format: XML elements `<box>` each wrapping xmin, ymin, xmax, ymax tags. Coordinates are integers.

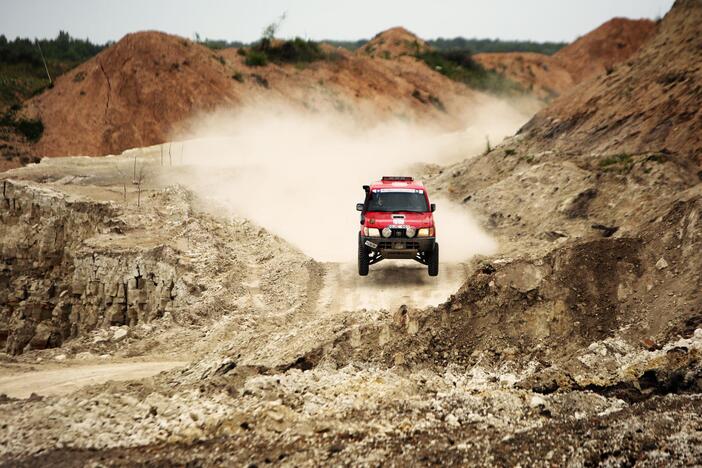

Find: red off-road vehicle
<box><xmin>357</xmin><ymin>176</ymin><xmax>438</xmax><ymax>276</ymax></box>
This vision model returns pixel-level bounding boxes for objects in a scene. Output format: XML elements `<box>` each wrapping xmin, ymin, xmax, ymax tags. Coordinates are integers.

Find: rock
<box><xmin>591</xmin><ymin>224</ymin><xmax>619</xmax><ymax>237</ymax></box>
<box><xmin>112</xmin><ymin>328</ymin><xmax>128</xmax><ymax>342</ymax></box>
<box><xmin>495</xmin><ymin>262</ymin><xmax>545</xmax><ymax>293</ymax></box>
<box><xmin>642</xmin><ymin>338</ymin><xmax>657</xmax><ymax>350</ymax></box>
<box><xmin>55</xmin><ymin>354</ymin><xmax>67</xmax><ymax>361</ymax></box>
<box><xmin>529</xmin><ymin>395</ymin><xmax>546</xmax><ymax>408</ymax></box>
<box><xmin>656</xmin><ymin>258</ymin><xmax>669</xmax><ymax>270</ymax></box>
<box><xmin>27</xmin><ymin>322</ymin><xmax>57</xmax><ymax>350</ymax></box>
<box><xmin>445</xmin><ymin>414</ymin><xmax>460</xmax><ymax>427</ymax></box>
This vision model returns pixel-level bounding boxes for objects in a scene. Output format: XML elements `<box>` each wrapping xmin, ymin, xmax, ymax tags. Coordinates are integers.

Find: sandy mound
<box><xmin>475</xmin><ymin>18</ymin><xmax>657</xmax><ymax>100</ymax></box>
<box><xmin>358</xmin><ymin>27</ymin><xmax>431</xmax><ymax>59</ymax></box>
<box><xmin>519</xmin><ymin>0</ymin><xmax>702</xmax><ymax>165</ymax></box>
<box><xmin>24</xmin><ymin>32</ymin><xmax>240</xmax><ymax>158</ymax></box>
<box><xmin>21</xmin><ymin>29</ymin><xmax>493</xmax><ymax>158</ymax></box>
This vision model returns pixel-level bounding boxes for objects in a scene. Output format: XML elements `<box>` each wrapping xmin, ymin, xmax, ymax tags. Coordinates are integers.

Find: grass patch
<box><xmin>416</xmin><ymin>50</ymin><xmax>523</xmax><ymax>96</ymax></box>
<box><xmin>599</xmin><ymin>153</ymin><xmax>632</xmax><ymax>167</ymax></box>
<box><xmin>599</xmin><ymin>153</ymin><xmax>634</xmax><ymax>173</ymax></box>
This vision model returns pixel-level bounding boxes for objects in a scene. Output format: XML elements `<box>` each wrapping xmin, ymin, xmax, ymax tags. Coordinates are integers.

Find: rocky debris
<box><xmin>0</xmin><ymin>151</ymin><xmax>316</xmax><ymax>357</ymax></box>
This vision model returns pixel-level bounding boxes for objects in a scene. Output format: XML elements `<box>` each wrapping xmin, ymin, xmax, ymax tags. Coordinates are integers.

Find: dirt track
<box><xmin>0</xmin><ymin>362</ymin><xmax>186</xmax><ymax>398</ymax></box>
<box><xmin>317</xmin><ymin>261</ymin><xmax>468</xmax><ymax>311</ymax></box>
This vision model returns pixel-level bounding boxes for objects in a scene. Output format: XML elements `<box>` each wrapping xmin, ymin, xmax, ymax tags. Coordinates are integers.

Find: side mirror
<box><xmin>430</xmin><ymin>203</ymin><xmax>436</xmax><ymax>212</ymax></box>
<box><xmin>356</xmin><ymin>203</ymin><xmax>364</xmax><ymax>212</ymax></box>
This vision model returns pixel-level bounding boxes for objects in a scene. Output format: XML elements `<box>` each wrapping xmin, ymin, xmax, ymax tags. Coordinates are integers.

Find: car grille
<box><xmin>379</xmin><ymin>241</ymin><xmax>420</xmax><ymax>250</ymax></box>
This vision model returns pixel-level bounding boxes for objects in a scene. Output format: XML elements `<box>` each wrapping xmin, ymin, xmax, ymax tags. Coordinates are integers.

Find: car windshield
<box><xmin>367</xmin><ymin>190</ymin><xmax>428</xmax><ymax>213</ymax></box>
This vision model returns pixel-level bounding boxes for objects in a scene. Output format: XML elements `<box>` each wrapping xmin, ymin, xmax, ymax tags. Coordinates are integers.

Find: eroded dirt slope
<box><xmin>475</xmin><ymin>17</ymin><xmax>657</xmax><ymax>100</ymax></box>
<box><xmin>553</xmin><ymin>18</ymin><xmax>657</xmax><ymax>82</ymax></box>
<box><xmin>519</xmin><ymin>0</ymin><xmax>702</xmax><ymax>165</ymax></box>
<box><xmin>474</xmin><ymin>52</ymin><xmax>574</xmax><ymax>100</ymax></box>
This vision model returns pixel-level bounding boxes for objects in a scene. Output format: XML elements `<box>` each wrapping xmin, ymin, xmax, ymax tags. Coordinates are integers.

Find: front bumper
<box><xmin>362</xmin><ymin>235</ymin><xmax>435</xmax><ymax>259</ymax></box>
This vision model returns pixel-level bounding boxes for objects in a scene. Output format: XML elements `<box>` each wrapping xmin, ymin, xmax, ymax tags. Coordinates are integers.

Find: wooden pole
<box><xmin>35</xmin><ymin>40</ymin><xmax>52</xmax><ymax>86</ymax></box>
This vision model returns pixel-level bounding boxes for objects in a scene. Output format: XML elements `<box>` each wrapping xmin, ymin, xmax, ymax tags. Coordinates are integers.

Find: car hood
<box><xmin>365</xmin><ymin>212</ymin><xmax>433</xmax><ymax>228</ymax></box>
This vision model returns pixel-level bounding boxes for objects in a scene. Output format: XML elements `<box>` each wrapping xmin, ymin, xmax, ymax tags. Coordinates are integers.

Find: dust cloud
<box><xmin>166</xmin><ymin>101</ymin><xmax>527</xmax><ymax>262</ymax></box>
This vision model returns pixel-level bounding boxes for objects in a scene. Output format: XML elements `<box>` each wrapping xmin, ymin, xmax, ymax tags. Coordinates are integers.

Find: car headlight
<box><xmin>382</xmin><ymin>227</ymin><xmax>392</xmax><ymax>238</ymax></box>
<box><xmin>406</xmin><ymin>226</ymin><xmax>416</xmax><ymax>238</ymax></box>
<box><xmin>363</xmin><ymin>227</ymin><xmax>380</xmax><ymax>237</ymax></box>
<box><xmin>417</xmin><ymin>227</ymin><xmax>434</xmax><ymax>237</ymax></box>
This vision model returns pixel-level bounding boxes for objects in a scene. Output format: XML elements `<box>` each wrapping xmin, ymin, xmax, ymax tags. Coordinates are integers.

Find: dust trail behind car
<box><xmin>161</xmin><ymin>102</ymin><xmax>529</xmax><ymax>263</ymax></box>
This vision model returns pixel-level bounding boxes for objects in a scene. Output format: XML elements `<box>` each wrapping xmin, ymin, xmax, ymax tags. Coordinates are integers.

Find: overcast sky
<box><xmin>1</xmin><ymin>0</ymin><xmax>675</xmax><ymax>44</ymax></box>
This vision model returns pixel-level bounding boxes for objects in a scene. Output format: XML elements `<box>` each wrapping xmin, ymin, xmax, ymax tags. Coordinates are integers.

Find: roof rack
<box><xmin>381</xmin><ymin>176</ymin><xmax>414</xmax><ymax>182</ymax></box>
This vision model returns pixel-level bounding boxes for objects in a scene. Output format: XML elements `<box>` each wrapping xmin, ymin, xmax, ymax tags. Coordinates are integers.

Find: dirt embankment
<box><xmin>474</xmin><ymin>52</ymin><xmax>574</xmax><ymax>100</ymax></box>
<box><xmin>475</xmin><ymin>17</ymin><xmax>657</xmax><ymax>100</ymax></box>
<box><xmin>519</xmin><ymin>0</ymin><xmax>702</xmax><ymax>165</ymax></box>
<box><xmin>553</xmin><ymin>18</ymin><xmax>658</xmax><ymax>82</ymax></box>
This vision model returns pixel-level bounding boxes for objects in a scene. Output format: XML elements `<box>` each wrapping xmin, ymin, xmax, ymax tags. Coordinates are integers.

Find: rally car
<box><xmin>357</xmin><ymin>176</ymin><xmax>438</xmax><ymax>276</ymax></box>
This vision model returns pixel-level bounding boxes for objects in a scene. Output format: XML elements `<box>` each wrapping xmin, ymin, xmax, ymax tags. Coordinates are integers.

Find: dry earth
<box><xmin>475</xmin><ymin>18</ymin><xmax>657</xmax><ymax>101</ymax></box>
<box><xmin>1</xmin><ymin>1</ymin><xmax>702</xmax><ymax>466</ymax></box>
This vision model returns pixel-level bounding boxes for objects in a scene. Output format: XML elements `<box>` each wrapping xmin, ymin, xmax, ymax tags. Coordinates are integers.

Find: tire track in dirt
<box><xmin>316</xmin><ymin>261</ymin><xmax>468</xmax><ymax>312</ymax></box>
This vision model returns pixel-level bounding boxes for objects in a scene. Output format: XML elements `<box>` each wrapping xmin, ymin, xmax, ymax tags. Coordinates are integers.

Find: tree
<box><xmin>260</xmin><ymin>12</ymin><xmax>287</xmax><ymax>49</ymax></box>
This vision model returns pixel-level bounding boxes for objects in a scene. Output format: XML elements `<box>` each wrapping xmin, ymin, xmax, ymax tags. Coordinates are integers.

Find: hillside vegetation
<box><xmin>0</xmin><ymin>32</ymin><xmax>105</xmax><ymax>110</ymax></box>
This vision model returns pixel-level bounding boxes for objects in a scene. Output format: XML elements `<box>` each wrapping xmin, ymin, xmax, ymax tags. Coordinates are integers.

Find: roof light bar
<box><xmin>381</xmin><ymin>176</ymin><xmax>414</xmax><ymax>182</ymax></box>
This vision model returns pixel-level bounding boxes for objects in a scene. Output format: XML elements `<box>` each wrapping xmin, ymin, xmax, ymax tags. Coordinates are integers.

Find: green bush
<box><xmin>0</xmin><ymin>109</ymin><xmax>44</xmax><ymax>142</ymax></box>
<box><xmin>15</xmin><ymin>118</ymin><xmax>44</xmax><ymax>142</ymax></box>
<box><xmin>243</xmin><ymin>37</ymin><xmax>329</xmax><ymax>67</ymax></box>
<box><xmin>245</xmin><ymin>50</ymin><xmax>268</xmax><ymax>67</ymax></box>
<box><xmin>264</xmin><ymin>38</ymin><xmax>325</xmax><ymax>64</ymax></box>
<box><xmin>416</xmin><ymin>50</ymin><xmax>524</xmax><ymax>96</ymax></box>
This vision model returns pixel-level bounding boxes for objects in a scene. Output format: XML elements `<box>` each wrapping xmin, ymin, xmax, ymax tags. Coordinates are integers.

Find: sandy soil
<box><xmin>0</xmin><ymin>361</ymin><xmax>186</xmax><ymax>398</ymax></box>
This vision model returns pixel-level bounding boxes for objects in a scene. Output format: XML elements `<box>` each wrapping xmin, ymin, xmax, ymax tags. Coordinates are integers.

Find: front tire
<box><xmin>428</xmin><ymin>242</ymin><xmax>439</xmax><ymax>276</ymax></box>
<box><xmin>358</xmin><ymin>234</ymin><xmax>369</xmax><ymax>276</ymax></box>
